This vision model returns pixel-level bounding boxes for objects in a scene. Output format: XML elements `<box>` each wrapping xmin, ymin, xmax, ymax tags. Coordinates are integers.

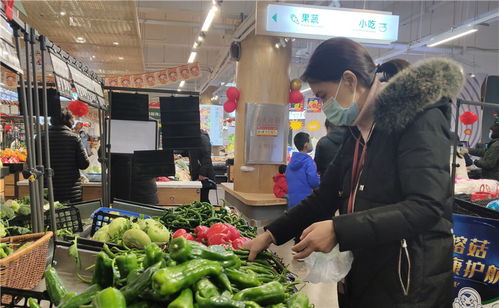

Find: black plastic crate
<box><xmin>9</xmin><ymin>206</ymin><xmax>83</xmax><ymax>233</ymax></box>
<box><xmin>0</xmin><ymin>286</ymin><xmax>53</xmax><ymax>308</ymax></box>
<box><xmin>90</xmin><ymin>208</ymin><xmax>152</xmax><ymax>236</ymax></box>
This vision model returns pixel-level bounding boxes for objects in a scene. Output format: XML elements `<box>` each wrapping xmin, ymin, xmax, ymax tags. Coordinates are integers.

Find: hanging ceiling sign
<box><xmin>49</xmin><ymin>52</ymin><xmax>73</xmax><ymax>100</ymax></box>
<box><xmin>0</xmin><ymin>21</ymin><xmax>21</xmax><ymax>73</ymax></box>
<box><xmin>68</xmin><ymin>65</ymin><xmax>101</xmax><ymax>108</ymax></box>
<box><xmin>256</xmin><ymin>3</ymin><xmax>399</xmax><ymax>44</ymax></box>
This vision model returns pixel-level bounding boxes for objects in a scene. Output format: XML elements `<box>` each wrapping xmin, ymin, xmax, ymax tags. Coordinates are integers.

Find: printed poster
<box><xmin>307</xmin><ymin>97</ymin><xmax>322</xmax><ymax>113</ymax></box>
<box><xmin>200</xmin><ymin>104</ymin><xmax>224</xmax><ymax>146</ymax></box>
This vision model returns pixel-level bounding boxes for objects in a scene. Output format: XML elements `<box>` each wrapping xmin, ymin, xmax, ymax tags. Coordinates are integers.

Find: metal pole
<box><xmin>105</xmin><ymin>94</ymin><xmax>112</xmax><ymax>206</ymax></box>
<box><xmin>98</xmin><ymin>108</ymin><xmax>107</xmax><ymax>206</ymax></box>
<box><xmin>30</xmin><ymin>27</ymin><xmax>45</xmax><ymax>231</ymax></box>
<box><xmin>451</xmin><ymin>100</ymin><xmax>461</xmax><ymax>197</ymax></box>
<box><xmin>39</xmin><ymin>35</ymin><xmax>57</xmax><ymax>234</ymax></box>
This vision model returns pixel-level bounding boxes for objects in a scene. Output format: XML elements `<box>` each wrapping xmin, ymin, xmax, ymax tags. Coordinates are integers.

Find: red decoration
<box><xmin>4</xmin><ymin>124</ymin><xmax>12</xmax><ymax>131</ymax></box>
<box><xmin>223</xmin><ymin>100</ymin><xmax>237</xmax><ymax>113</ymax></box>
<box><xmin>68</xmin><ymin>100</ymin><xmax>89</xmax><ymax>117</ymax></box>
<box><xmin>460</xmin><ymin>111</ymin><xmax>478</xmax><ymax>125</ymax></box>
<box><xmin>2</xmin><ymin>0</ymin><xmax>14</xmax><ymax>21</ymax></box>
<box><xmin>226</xmin><ymin>87</ymin><xmax>240</xmax><ymax>101</ymax></box>
<box><xmin>289</xmin><ymin>89</ymin><xmax>304</xmax><ymax>104</ymax></box>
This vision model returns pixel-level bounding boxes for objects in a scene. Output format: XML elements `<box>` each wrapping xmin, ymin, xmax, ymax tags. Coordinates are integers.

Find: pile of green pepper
<box><xmin>160</xmin><ymin>202</ymin><xmax>257</xmax><ymax>239</ymax></box>
<box><xmin>43</xmin><ymin>238</ymin><xmax>311</xmax><ymax>308</ymax></box>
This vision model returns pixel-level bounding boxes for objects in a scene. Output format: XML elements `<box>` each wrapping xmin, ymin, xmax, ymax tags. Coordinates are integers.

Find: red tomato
<box><xmin>207</xmin><ymin>223</ymin><xmax>229</xmax><ymax>238</ymax></box>
<box><xmin>223</xmin><ymin>223</ymin><xmax>241</xmax><ymax>241</ymax></box>
<box><xmin>172</xmin><ymin>229</ymin><xmax>188</xmax><ymax>238</ymax></box>
<box><xmin>194</xmin><ymin>226</ymin><xmax>210</xmax><ymax>240</ymax></box>
<box><xmin>207</xmin><ymin>233</ymin><xmax>229</xmax><ymax>246</ymax></box>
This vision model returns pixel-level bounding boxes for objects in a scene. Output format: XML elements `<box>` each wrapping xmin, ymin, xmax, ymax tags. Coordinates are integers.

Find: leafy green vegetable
<box><xmin>17</xmin><ymin>204</ymin><xmax>31</xmax><ymax>216</ymax></box>
<box><xmin>0</xmin><ymin>204</ymin><xmax>15</xmax><ymax>220</ymax></box>
<box><xmin>69</xmin><ymin>236</ymin><xmax>81</xmax><ymax>270</ymax></box>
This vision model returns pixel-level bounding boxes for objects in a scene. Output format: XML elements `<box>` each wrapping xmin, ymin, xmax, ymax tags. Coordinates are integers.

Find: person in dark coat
<box><xmin>469</xmin><ymin>123</ymin><xmax>499</xmax><ymax>181</ymax></box>
<box><xmin>42</xmin><ymin>109</ymin><xmax>90</xmax><ymax>203</ymax></box>
<box><xmin>244</xmin><ymin>38</ymin><xmax>464</xmax><ymax>308</ymax></box>
<box><xmin>189</xmin><ymin>130</ymin><xmax>216</xmax><ymax>203</ymax></box>
<box><xmin>314</xmin><ymin>120</ymin><xmax>345</xmax><ymax>177</ymax></box>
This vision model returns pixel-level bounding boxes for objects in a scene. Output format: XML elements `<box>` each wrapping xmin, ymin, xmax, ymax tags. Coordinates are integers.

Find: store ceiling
<box><xmin>18</xmin><ymin>1</ymin><xmax>499</xmax><ymax>94</ymax></box>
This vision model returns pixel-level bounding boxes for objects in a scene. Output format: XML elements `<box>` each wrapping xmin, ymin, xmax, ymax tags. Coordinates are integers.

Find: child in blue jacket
<box><xmin>286</xmin><ymin>132</ymin><xmax>320</xmax><ymax>208</ymax></box>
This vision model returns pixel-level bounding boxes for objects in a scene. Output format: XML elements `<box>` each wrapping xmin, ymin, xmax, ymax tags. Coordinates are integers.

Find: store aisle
<box><xmin>212</xmin><ymin>185</ymin><xmax>339</xmax><ymax>308</ymax></box>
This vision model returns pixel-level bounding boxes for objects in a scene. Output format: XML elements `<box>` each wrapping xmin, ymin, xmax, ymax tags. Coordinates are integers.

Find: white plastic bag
<box><xmin>304</xmin><ymin>246</ymin><xmax>354</xmax><ymax>283</ymax></box>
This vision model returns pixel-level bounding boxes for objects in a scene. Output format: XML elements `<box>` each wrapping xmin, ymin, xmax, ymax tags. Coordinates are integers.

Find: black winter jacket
<box><xmin>267</xmin><ymin>58</ymin><xmax>465</xmax><ymax>308</ymax></box>
<box><xmin>189</xmin><ymin>131</ymin><xmax>215</xmax><ymax>181</ymax></box>
<box><xmin>314</xmin><ymin>127</ymin><xmax>346</xmax><ymax>176</ymax></box>
<box><xmin>41</xmin><ymin>125</ymin><xmax>90</xmax><ymax>203</ymax></box>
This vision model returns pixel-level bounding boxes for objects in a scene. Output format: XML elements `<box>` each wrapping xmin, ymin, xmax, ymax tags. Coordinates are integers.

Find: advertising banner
<box><xmin>452</xmin><ymin>214</ymin><xmax>499</xmax><ymax>307</ymax></box>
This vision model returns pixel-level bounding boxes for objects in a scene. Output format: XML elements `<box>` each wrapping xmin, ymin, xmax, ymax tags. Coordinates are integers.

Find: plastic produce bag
<box><xmin>304</xmin><ymin>246</ymin><xmax>354</xmax><ymax>283</ymax></box>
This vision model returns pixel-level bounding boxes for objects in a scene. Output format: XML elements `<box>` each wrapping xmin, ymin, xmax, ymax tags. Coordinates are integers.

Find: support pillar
<box><xmin>233</xmin><ymin>33</ymin><xmax>291</xmax><ymax>193</ymax></box>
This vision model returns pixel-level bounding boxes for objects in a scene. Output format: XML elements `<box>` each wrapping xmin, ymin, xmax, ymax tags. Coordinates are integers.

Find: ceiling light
<box><xmin>201</xmin><ymin>6</ymin><xmax>218</xmax><ymax>32</ymax></box>
<box><xmin>427</xmin><ymin>28</ymin><xmax>478</xmax><ymax>47</ymax></box>
<box><xmin>179</xmin><ymin>80</ymin><xmax>186</xmax><ymax>88</ymax></box>
<box><xmin>118</xmin><ymin>56</ymin><xmax>124</xmax><ymax>60</ymax></box>
<box><xmin>291</xmin><ymin>38</ymin><xmax>296</xmax><ymax>42</ymax></box>
<box><xmin>221</xmin><ymin>82</ymin><xmax>225</xmax><ymax>86</ymax></box>
<box><xmin>188</xmin><ymin>51</ymin><xmax>197</xmax><ymax>63</ymax></box>
<box><xmin>113</xmin><ymin>41</ymin><xmax>119</xmax><ymax>46</ymax></box>
<box><xmin>75</xmin><ymin>37</ymin><xmax>86</xmax><ymax>43</ymax></box>
<box><xmin>470</xmin><ymin>73</ymin><xmax>476</xmax><ymax>78</ymax></box>
<box><xmin>60</xmin><ymin>11</ymin><xmax>66</xmax><ymax>16</ymax></box>
<box><xmin>275</xmin><ymin>43</ymin><xmax>280</xmax><ymax>48</ymax></box>
<box><xmin>193</xmin><ymin>42</ymin><xmax>199</xmax><ymax>49</ymax></box>
<box><xmin>91</xmin><ymin>55</ymin><xmax>96</xmax><ymax>59</ymax></box>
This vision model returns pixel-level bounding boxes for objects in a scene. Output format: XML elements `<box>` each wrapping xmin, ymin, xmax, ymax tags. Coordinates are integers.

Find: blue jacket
<box><xmin>286</xmin><ymin>152</ymin><xmax>320</xmax><ymax>208</ymax></box>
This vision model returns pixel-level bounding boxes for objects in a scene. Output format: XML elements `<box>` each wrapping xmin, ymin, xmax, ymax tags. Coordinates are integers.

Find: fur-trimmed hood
<box><xmin>375</xmin><ymin>58</ymin><xmax>465</xmax><ymax>133</ymax></box>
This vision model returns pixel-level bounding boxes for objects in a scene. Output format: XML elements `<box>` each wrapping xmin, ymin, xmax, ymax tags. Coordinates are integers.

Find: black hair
<box><xmin>294</xmin><ymin>132</ymin><xmax>310</xmax><ymax>151</ymax></box>
<box><xmin>491</xmin><ymin>123</ymin><xmax>499</xmax><ymax>139</ymax></box>
<box><xmin>278</xmin><ymin>165</ymin><xmax>287</xmax><ymax>174</ymax></box>
<box><xmin>301</xmin><ymin>37</ymin><xmax>376</xmax><ymax>87</ymax></box>
<box><xmin>51</xmin><ymin>108</ymin><xmax>74</xmax><ymax>128</ymax></box>
<box><xmin>378</xmin><ymin>59</ymin><xmax>411</xmax><ymax>82</ymax></box>
<box><xmin>324</xmin><ymin>119</ymin><xmax>335</xmax><ymax>130</ymax></box>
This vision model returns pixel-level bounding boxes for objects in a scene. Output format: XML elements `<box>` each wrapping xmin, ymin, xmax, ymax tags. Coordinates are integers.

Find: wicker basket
<box><xmin>0</xmin><ymin>232</ymin><xmax>53</xmax><ymax>296</ymax></box>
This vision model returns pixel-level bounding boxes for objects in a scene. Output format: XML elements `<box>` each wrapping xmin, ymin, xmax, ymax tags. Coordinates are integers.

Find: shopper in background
<box><xmin>314</xmin><ymin>119</ymin><xmax>346</xmax><ymax>177</ymax></box>
<box><xmin>244</xmin><ymin>38</ymin><xmax>464</xmax><ymax>307</ymax></box>
<box><xmin>189</xmin><ymin>130</ymin><xmax>216</xmax><ymax>203</ymax></box>
<box><xmin>272</xmin><ymin>164</ymin><xmax>288</xmax><ymax>198</ymax></box>
<box><xmin>469</xmin><ymin>123</ymin><xmax>499</xmax><ymax>181</ymax></box>
<box><xmin>286</xmin><ymin>132</ymin><xmax>320</xmax><ymax>208</ymax></box>
<box><xmin>41</xmin><ymin>108</ymin><xmax>89</xmax><ymax>203</ymax></box>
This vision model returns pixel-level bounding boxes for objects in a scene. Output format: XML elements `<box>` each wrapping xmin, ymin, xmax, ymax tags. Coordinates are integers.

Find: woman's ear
<box><xmin>342</xmin><ymin>70</ymin><xmax>358</xmax><ymax>92</ymax></box>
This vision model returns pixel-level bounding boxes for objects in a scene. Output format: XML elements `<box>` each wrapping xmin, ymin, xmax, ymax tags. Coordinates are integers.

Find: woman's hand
<box><xmin>292</xmin><ymin>220</ymin><xmax>337</xmax><ymax>259</ymax></box>
<box><xmin>242</xmin><ymin>231</ymin><xmax>275</xmax><ymax>261</ymax></box>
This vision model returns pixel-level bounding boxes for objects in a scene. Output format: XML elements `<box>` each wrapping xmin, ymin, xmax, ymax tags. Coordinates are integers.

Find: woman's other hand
<box><xmin>242</xmin><ymin>231</ymin><xmax>275</xmax><ymax>261</ymax></box>
<box><xmin>292</xmin><ymin>220</ymin><xmax>337</xmax><ymax>259</ymax></box>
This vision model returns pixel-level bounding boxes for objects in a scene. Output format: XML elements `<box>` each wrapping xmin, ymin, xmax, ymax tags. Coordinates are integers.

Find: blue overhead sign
<box><xmin>257</xmin><ymin>3</ymin><xmax>399</xmax><ymax>44</ymax></box>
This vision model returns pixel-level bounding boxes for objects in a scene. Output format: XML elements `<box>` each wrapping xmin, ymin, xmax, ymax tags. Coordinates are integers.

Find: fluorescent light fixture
<box><xmin>60</xmin><ymin>11</ymin><xmax>66</xmax><ymax>16</ymax></box>
<box><xmin>201</xmin><ymin>6</ymin><xmax>218</xmax><ymax>32</ymax></box>
<box><xmin>427</xmin><ymin>28</ymin><xmax>477</xmax><ymax>47</ymax></box>
<box><xmin>275</xmin><ymin>43</ymin><xmax>280</xmax><ymax>48</ymax></box>
<box><xmin>75</xmin><ymin>37</ymin><xmax>86</xmax><ymax>43</ymax></box>
<box><xmin>193</xmin><ymin>42</ymin><xmax>199</xmax><ymax>49</ymax></box>
<box><xmin>188</xmin><ymin>51</ymin><xmax>197</xmax><ymax>63</ymax></box>
<box><xmin>113</xmin><ymin>41</ymin><xmax>119</xmax><ymax>46</ymax></box>
<box><xmin>179</xmin><ymin>80</ymin><xmax>186</xmax><ymax>88</ymax></box>
<box><xmin>301</xmin><ymin>87</ymin><xmax>311</xmax><ymax>94</ymax></box>
<box><xmin>197</xmin><ymin>35</ymin><xmax>205</xmax><ymax>42</ymax></box>
<box><xmin>118</xmin><ymin>56</ymin><xmax>124</xmax><ymax>60</ymax></box>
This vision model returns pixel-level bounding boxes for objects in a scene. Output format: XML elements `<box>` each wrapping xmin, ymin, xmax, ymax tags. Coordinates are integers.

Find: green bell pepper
<box><xmin>144</xmin><ymin>243</ymin><xmax>166</xmax><ymax>268</ymax></box>
<box><xmin>194</xmin><ymin>278</ymin><xmax>219</xmax><ymax>299</ymax></box>
<box><xmin>169</xmin><ymin>237</ymin><xmax>241</xmax><ymax>268</ymax></box>
<box><xmin>115</xmin><ymin>253</ymin><xmax>139</xmax><ymax>278</ymax></box>
<box><xmin>44</xmin><ymin>265</ymin><xmax>68</xmax><ymax>306</ymax></box>
<box><xmin>232</xmin><ymin>282</ymin><xmax>286</xmax><ymax>306</ymax></box>
<box><xmin>152</xmin><ymin>259</ymin><xmax>223</xmax><ymax>296</ymax></box>
<box><xmin>27</xmin><ymin>298</ymin><xmax>40</xmax><ymax>308</ymax></box>
<box><xmin>92</xmin><ymin>252</ymin><xmax>114</xmax><ymax>288</ymax></box>
<box><xmin>92</xmin><ymin>287</ymin><xmax>126</xmax><ymax>308</ymax></box>
<box><xmin>58</xmin><ymin>284</ymin><xmax>101</xmax><ymax>308</ymax></box>
<box><xmin>167</xmin><ymin>288</ymin><xmax>194</xmax><ymax>308</ymax></box>
<box><xmin>287</xmin><ymin>292</ymin><xmax>310</xmax><ymax>308</ymax></box>
<box><xmin>225</xmin><ymin>268</ymin><xmax>261</xmax><ymax>288</ymax></box>
<box><xmin>120</xmin><ymin>261</ymin><xmax>162</xmax><ymax>303</ymax></box>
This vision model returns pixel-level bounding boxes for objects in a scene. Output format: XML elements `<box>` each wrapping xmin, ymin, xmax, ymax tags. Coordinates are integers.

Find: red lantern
<box><xmin>289</xmin><ymin>89</ymin><xmax>304</xmax><ymax>104</ymax></box>
<box><xmin>460</xmin><ymin>111</ymin><xmax>478</xmax><ymax>125</ymax></box>
<box><xmin>224</xmin><ymin>100</ymin><xmax>237</xmax><ymax>113</ymax></box>
<box><xmin>4</xmin><ymin>124</ymin><xmax>12</xmax><ymax>131</ymax></box>
<box><xmin>226</xmin><ymin>87</ymin><xmax>240</xmax><ymax>101</ymax></box>
<box><xmin>68</xmin><ymin>100</ymin><xmax>89</xmax><ymax>117</ymax></box>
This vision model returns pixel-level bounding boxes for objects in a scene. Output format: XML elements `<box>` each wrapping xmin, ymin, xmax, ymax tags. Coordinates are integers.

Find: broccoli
<box><xmin>0</xmin><ymin>204</ymin><xmax>15</xmax><ymax>220</ymax></box>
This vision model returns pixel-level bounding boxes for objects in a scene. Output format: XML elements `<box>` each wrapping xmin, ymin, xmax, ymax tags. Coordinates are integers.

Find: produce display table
<box><xmin>221</xmin><ymin>183</ymin><xmax>287</xmax><ymax>227</ymax></box>
<box><xmin>17</xmin><ymin>180</ymin><xmax>202</xmax><ymax>205</ymax></box>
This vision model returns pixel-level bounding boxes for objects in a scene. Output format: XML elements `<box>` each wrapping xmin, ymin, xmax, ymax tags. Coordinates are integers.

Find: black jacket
<box><xmin>314</xmin><ymin>128</ymin><xmax>346</xmax><ymax>176</ymax></box>
<box><xmin>189</xmin><ymin>131</ymin><xmax>215</xmax><ymax>181</ymax></box>
<box><xmin>470</xmin><ymin>138</ymin><xmax>499</xmax><ymax>181</ymax></box>
<box><xmin>41</xmin><ymin>125</ymin><xmax>90</xmax><ymax>203</ymax></box>
<box><xmin>267</xmin><ymin>58</ymin><xmax>465</xmax><ymax>308</ymax></box>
